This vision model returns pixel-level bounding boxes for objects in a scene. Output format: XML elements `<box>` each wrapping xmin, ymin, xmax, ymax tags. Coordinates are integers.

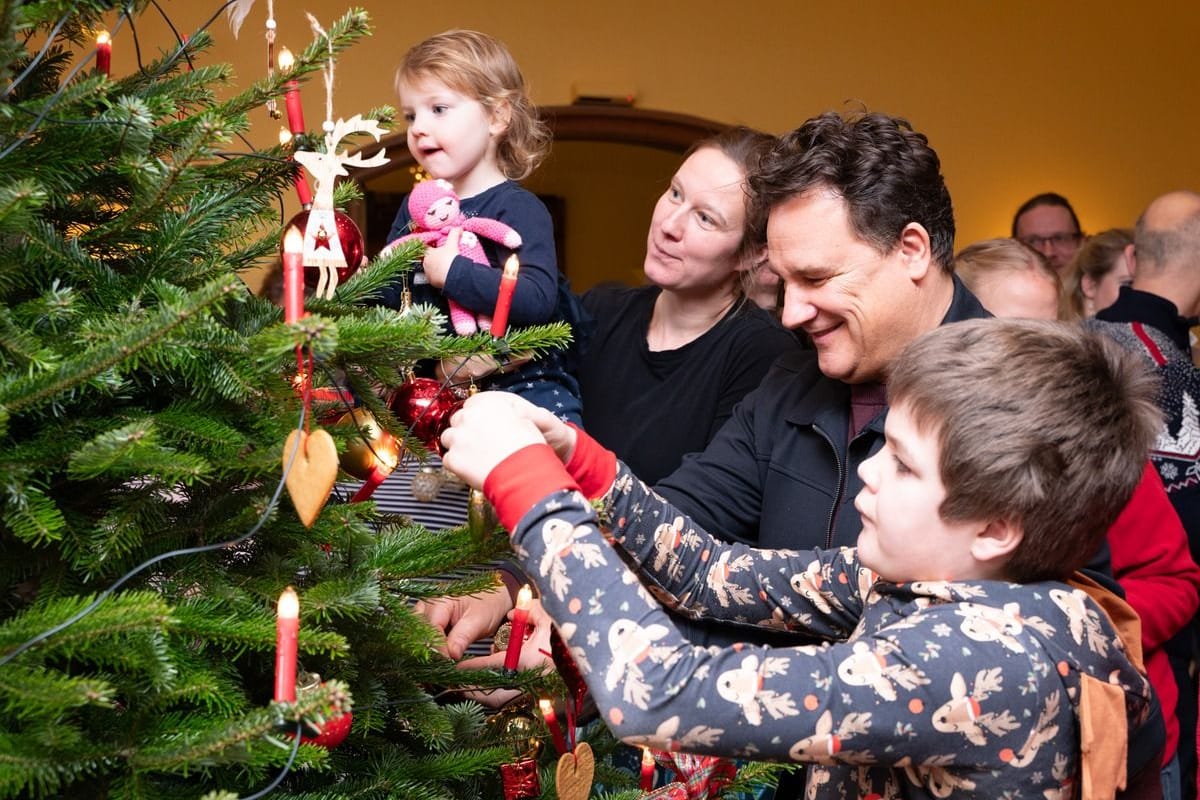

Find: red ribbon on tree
<box><xmin>549</xmin><ymin>627</ymin><xmax>588</xmax><ymax>743</ymax></box>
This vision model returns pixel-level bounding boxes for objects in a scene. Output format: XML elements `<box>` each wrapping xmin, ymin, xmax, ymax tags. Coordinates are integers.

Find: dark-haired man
<box><xmin>1012</xmin><ymin>191</ymin><xmax>1085</xmax><ymax>272</ymax></box>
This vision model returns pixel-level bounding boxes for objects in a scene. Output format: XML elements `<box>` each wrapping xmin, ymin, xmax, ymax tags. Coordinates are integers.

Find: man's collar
<box><xmin>1096</xmin><ymin>285</ymin><xmax>1193</xmax><ymax>352</ymax></box>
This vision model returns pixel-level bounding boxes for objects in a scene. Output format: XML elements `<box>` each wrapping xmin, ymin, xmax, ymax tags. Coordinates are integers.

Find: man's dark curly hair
<box><xmin>748</xmin><ymin>111</ymin><xmax>956</xmax><ymax>272</ymax></box>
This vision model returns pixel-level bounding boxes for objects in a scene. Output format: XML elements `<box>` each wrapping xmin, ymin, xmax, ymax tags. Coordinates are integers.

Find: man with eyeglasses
<box><xmin>1012</xmin><ymin>191</ymin><xmax>1085</xmax><ymax>273</ymax></box>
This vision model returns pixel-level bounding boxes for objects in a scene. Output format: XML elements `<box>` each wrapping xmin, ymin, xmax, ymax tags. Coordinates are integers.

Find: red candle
<box><xmin>503</xmin><ymin>584</ymin><xmax>532</xmax><ymax>672</ymax></box>
<box><xmin>95</xmin><ymin>31</ymin><xmax>111</xmax><ymax>77</ymax></box>
<box><xmin>276</xmin><ymin>49</ymin><xmax>312</xmax><ymax>207</ymax></box>
<box><xmin>279</xmin><ymin>127</ymin><xmax>313</xmax><ymax>208</ymax></box>
<box><xmin>282</xmin><ymin>225</ymin><xmax>305</xmax><ymax>323</ymax></box>
<box><xmin>274</xmin><ymin>587</ymin><xmax>299</xmax><ymax>702</ymax></box>
<box><xmin>277</xmin><ymin>48</ymin><xmax>305</xmax><ymax>135</ymax></box>
<box><xmin>639</xmin><ymin>747</ymin><xmax>655</xmax><ymax>791</ymax></box>
<box><xmin>489</xmin><ymin>255</ymin><xmax>520</xmax><ymax>338</ymax></box>
<box><xmin>539</xmin><ymin>697</ymin><xmax>568</xmax><ymax>755</ymax></box>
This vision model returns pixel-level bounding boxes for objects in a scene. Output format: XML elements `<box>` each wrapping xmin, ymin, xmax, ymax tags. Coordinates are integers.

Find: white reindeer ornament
<box><xmin>291</xmin><ymin>115</ymin><xmax>389</xmax><ymax>299</ymax></box>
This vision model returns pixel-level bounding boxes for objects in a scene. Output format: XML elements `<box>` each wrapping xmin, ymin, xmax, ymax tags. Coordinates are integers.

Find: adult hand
<box><xmin>440</xmin><ymin>392</ymin><xmax>546</xmax><ymax>489</ymax></box>
<box><xmin>415</xmin><ymin>584</ymin><xmax>513</xmax><ymax>660</ymax></box>
<box><xmin>455</xmin><ymin>597</ymin><xmax>556</xmax><ymax>708</ymax></box>
<box><xmin>422</xmin><ymin>227</ymin><xmax>460</xmax><ymax>288</ymax></box>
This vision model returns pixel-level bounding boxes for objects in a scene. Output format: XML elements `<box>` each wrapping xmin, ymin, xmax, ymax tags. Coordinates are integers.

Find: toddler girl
<box><xmin>383</xmin><ymin>30</ymin><xmax>583</xmax><ymax>423</ymax></box>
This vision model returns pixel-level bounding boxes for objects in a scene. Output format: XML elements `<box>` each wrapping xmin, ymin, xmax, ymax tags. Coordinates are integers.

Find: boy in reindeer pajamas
<box><xmin>442</xmin><ymin>318</ymin><xmax>1161</xmax><ymax>799</ymax></box>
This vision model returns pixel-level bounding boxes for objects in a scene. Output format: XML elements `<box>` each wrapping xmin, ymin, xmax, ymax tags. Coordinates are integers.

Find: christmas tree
<box><xmin>0</xmin><ymin>2</ymin><xmax>584</xmax><ymax>797</ymax></box>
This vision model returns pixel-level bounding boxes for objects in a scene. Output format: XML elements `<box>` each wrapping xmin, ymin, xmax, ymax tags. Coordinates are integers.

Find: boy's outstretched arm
<box><xmin>441</xmin><ymin>399</ymin><xmax>1092</xmax><ymax>783</ymax></box>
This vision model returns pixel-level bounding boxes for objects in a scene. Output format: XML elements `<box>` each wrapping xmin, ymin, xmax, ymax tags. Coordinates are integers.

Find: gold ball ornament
<box><xmin>332</xmin><ymin>410</ymin><xmax>400</xmax><ymax>480</ymax></box>
<box><xmin>486</xmin><ymin>701</ymin><xmax>544</xmax><ymax>761</ymax></box>
<box><xmin>491</xmin><ymin>621</ymin><xmax>512</xmax><ymax>654</ymax></box>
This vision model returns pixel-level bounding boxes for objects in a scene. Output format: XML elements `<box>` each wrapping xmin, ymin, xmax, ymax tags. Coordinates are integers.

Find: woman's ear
<box><xmin>739</xmin><ymin>244</ymin><xmax>769</xmax><ymax>273</ymax></box>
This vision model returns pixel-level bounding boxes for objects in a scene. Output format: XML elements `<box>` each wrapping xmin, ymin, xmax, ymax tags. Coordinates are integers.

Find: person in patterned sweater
<box><xmin>1090</xmin><ymin>189</ymin><xmax>1200</xmax><ymax>798</ymax></box>
<box><xmin>442</xmin><ymin>318</ymin><xmax>1161</xmax><ymax>799</ymax></box>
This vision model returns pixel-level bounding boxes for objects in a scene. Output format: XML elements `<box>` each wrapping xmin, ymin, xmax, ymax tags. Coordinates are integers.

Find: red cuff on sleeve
<box><xmin>484</xmin><ymin>443</ymin><xmax>580</xmax><ymax>532</ymax></box>
<box><xmin>565</xmin><ymin>423</ymin><xmax>617</xmax><ymax>500</ymax></box>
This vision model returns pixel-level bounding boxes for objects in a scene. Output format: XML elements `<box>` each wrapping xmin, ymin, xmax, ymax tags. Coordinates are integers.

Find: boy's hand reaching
<box><xmin>523</xmin><ymin>401</ymin><xmax>577</xmax><ymax>464</ymax></box>
<box><xmin>440</xmin><ymin>392</ymin><xmax>547</xmax><ymax>489</ymax></box>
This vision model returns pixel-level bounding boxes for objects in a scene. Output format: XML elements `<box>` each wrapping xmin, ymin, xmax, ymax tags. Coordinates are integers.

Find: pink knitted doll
<box><xmin>391</xmin><ymin>179</ymin><xmax>523</xmax><ymax>335</ymax></box>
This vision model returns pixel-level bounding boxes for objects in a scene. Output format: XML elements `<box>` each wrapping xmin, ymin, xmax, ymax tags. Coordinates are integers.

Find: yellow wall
<box><xmin>112</xmin><ymin>0</ymin><xmax>1198</xmax><ymax>273</ymax></box>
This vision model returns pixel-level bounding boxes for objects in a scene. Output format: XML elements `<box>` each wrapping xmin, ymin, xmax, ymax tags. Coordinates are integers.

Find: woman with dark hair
<box><xmin>578</xmin><ymin>127</ymin><xmax>798</xmax><ymax>483</ymax></box>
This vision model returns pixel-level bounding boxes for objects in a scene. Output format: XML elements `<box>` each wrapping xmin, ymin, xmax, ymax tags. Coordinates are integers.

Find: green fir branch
<box><xmin>0</xmin><ymin>725</ymin><xmax>111</xmax><ymax>800</ymax></box>
<box><xmin>211</xmin><ymin>9</ymin><xmax>373</xmax><ymax>124</ymax></box>
<box><xmin>0</xmin><ymin>274</ymin><xmax>240</xmax><ymax>413</ymax></box>
<box><xmin>0</xmin><ymin>590</ymin><xmax>171</xmax><ymax>664</ymax></box>
<box><xmin>67</xmin><ymin>418</ymin><xmax>213</xmax><ymax>485</ymax></box>
<box><xmin>2</xmin><ymin>484</ymin><xmax>66</xmax><ymax>546</ymax></box>
<box><xmin>0</xmin><ymin>662</ymin><xmax>115</xmax><ymax>718</ymax></box>
<box><xmin>128</xmin><ymin>681</ymin><xmax>347</xmax><ymax>774</ymax></box>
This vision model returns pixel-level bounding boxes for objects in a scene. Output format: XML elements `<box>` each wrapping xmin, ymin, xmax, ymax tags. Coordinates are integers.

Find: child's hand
<box><xmin>422</xmin><ymin>227</ymin><xmax>460</xmax><ymax>288</ymax></box>
<box><xmin>437</xmin><ymin>352</ymin><xmax>533</xmax><ymax>385</ymax></box>
<box><xmin>445</xmin><ymin>390</ymin><xmax>574</xmax><ymax>463</ymax></box>
<box><xmin>527</xmin><ymin>406</ymin><xmax>576</xmax><ymax>464</ymax></box>
<box><xmin>440</xmin><ymin>392</ymin><xmax>546</xmax><ymax>489</ymax></box>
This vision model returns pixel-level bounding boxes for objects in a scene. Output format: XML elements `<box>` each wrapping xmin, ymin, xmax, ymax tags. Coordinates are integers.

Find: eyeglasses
<box><xmin>1020</xmin><ymin>232</ymin><xmax>1082</xmax><ymax>251</ymax></box>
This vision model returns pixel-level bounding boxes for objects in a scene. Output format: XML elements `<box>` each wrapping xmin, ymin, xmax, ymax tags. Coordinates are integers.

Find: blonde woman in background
<box><xmin>1063</xmin><ymin>228</ymin><xmax>1135</xmax><ymax>318</ymax></box>
<box><xmin>954</xmin><ymin>237</ymin><xmax>1065</xmax><ymax>319</ymax></box>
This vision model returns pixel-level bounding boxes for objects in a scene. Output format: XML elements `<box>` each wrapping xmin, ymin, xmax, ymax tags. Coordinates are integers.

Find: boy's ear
<box><xmin>971</xmin><ymin>518</ymin><xmax>1023</xmax><ymax>566</ymax></box>
<box><xmin>489</xmin><ymin>100</ymin><xmax>512</xmax><ymax>137</ymax></box>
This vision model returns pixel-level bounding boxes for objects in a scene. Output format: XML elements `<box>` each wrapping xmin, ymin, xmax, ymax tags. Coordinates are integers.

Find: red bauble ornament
<box><xmin>292</xmin><ymin>673</ymin><xmax>353</xmax><ymax>750</ymax></box>
<box><xmin>388</xmin><ymin>378</ymin><xmax>461</xmax><ymax>452</ymax></box>
<box><xmin>304</xmin><ymin>709</ymin><xmax>352</xmax><ymax>749</ymax></box>
<box><xmin>284</xmin><ymin>209</ymin><xmax>365</xmax><ymax>293</ymax></box>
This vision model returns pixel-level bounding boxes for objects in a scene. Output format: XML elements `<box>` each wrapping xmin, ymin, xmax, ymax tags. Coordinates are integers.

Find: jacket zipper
<box><xmin>814</xmin><ymin>424</ymin><xmax>844</xmax><ymax>551</ymax></box>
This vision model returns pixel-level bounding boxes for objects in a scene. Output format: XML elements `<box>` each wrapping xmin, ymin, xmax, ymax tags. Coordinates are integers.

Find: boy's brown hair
<box><xmin>888</xmin><ymin>318</ymin><xmax>1161</xmax><ymax>582</ymax></box>
<box><xmin>396</xmin><ymin>30</ymin><xmax>550</xmax><ymax>180</ymax></box>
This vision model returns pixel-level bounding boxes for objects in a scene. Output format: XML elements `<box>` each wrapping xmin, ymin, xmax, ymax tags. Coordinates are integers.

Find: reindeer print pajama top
<box><xmin>486</xmin><ymin>439</ymin><xmax>1154</xmax><ymax>799</ymax></box>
